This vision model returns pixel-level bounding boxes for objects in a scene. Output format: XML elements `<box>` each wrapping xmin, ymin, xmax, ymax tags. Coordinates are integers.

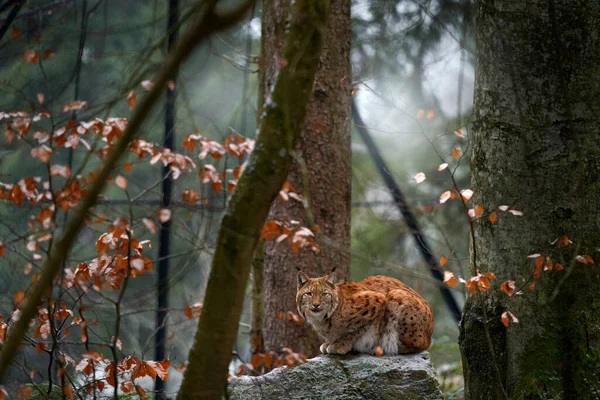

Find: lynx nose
<box><xmin>311</xmin><ymin>303</ymin><xmax>321</xmax><ymax>310</ymax></box>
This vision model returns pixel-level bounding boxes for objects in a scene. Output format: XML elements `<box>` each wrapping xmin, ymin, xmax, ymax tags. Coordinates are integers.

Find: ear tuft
<box><xmin>297</xmin><ymin>271</ymin><xmax>309</xmax><ymax>286</ymax></box>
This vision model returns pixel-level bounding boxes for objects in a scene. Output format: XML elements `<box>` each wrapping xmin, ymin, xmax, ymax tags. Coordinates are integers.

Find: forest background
<box><xmin>0</xmin><ymin>0</ymin><xmax>476</xmax><ymax>397</ymax></box>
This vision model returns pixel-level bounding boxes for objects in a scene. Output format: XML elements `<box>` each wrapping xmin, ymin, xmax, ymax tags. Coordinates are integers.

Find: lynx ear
<box><xmin>324</xmin><ymin>267</ymin><xmax>336</xmax><ymax>286</ymax></box>
<box><xmin>297</xmin><ymin>270</ymin><xmax>309</xmax><ymax>286</ymax></box>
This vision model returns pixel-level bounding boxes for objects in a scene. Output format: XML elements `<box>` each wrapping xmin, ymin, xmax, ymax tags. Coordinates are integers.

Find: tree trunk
<box><xmin>261</xmin><ymin>0</ymin><xmax>352</xmax><ymax>357</ymax></box>
<box><xmin>459</xmin><ymin>1</ymin><xmax>600</xmax><ymax>398</ymax></box>
<box><xmin>176</xmin><ymin>1</ymin><xmax>330</xmax><ymax>398</ymax></box>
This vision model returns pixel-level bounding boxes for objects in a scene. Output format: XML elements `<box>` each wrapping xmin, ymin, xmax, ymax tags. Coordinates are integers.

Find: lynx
<box><xmin>296</xmin><ymin>269</ymin><xmax>434</xmax><ymax>355</ymax></box>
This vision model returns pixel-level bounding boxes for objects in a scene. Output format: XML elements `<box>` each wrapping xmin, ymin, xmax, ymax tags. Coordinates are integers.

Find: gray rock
<box><xmin>227</xmin><ymin>352</ymin><xmax>442</xmax><ymax>400</ymax></box>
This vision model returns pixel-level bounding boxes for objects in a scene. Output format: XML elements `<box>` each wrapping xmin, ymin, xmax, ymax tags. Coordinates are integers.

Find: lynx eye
<box><xmin>303</xmin><ymin>292</ymin><xmax>312</xmax><ymax>297</ymax></box>
<box><xmin>323</xmin><ymin>293</ymin><xmax>331</xmax><ymax>298</ymax></box>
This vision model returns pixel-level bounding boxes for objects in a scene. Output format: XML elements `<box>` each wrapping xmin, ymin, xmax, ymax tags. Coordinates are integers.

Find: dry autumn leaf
<box><xmin>414</xmin><ymin>172</ymin><xmax>426</xmax><ymax>184</ymax></box>
<box><xmin>489</xmin><ymin>211</ymin><xmax>497</xmax><ymax>223</ymax></box>
<box><xmin>443</xmin><ymin>271</ymin><xmax>457</xmax><ymax>287</ymax></box>
<box><xmin>460</xmin><ymin>189</ymin><xmax>474</xmax><ymax>201</ymax></box>
<box><xmin>158</xmin><ymin>208</ymin><xmax>171</xmax><ymax>223</ymax></box>
<box><xmin>474</xmin><ymin>204</ymin><xmax>483</xmax><ymax>216</ymax></box>
<box><xmin>454</xmin><ymin>128</ymin><xmax>465</xmax><ymax>137</ymax></box>
<box><xmin>115</xmin><ymin>175</ymin><xmax>127</xmax><ymax>190</ymax></box>
<box><xmin>426</xmin><ymin>109</ymin><xmax>434</xmax><ymax>120</ymax></box>
<box><xmin>141</xmin><ymin>80</ymin><xmax>155</xmax><ymax>90</ymax></box>
<box><xmin>500</xmin><ymin>280</ymin><xmax>515</xmax><ymax>296</ymax></box>
<box><xmin>438</xmin><ymin>163</ymin><xmax>448</xmax><ymax>171</ymax></box>
<box><xmin>440</xmin><ymin>191</ymin><xmax>452</xmax><ymax>204</ymax></box>
<box><xmin>440</xmin><ymin>256</ymin><xmax>448</xmax><ymax>266</ymax></box>
<box><xmin>452</xmin><ymin>147</ymin><xmax>460</xmax><ymax>159</ymax></box>
<box><xmin>417</xmin><ymin>109</ymin><xmax>425</xmax><ymax>119</ymax></box>
<box><xmin>127</xmin><ymin>91</ymin><xmax>136</xmax><ymax>110</ymax></box>
<box><xmin>23</xmin><ymin>50</ymin><xmax>38</xmax><ymax>64</ymax></box>
<box><xmin>576</xmin><ymin>255</ymin><xmax>595</xmax><ymax>264</ymax></box>
<box><xmin>42</xmin><ymin>50</ymin><xmax>55</xmax><ymax>60</ymax></box>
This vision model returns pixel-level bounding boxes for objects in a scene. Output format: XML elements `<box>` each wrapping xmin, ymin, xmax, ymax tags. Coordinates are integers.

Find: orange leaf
<box><xmin>443</xmin><ymin>271</ymin><xmax>457</xmax><ymax>287</ymax></box>
<box><xmin>489</xmin><ymin>211</ymin><xmax>497</xmax><ymax>223</ymax></box>
<box><xmin>460</xmin><ymin>189</ymin><xmax>474</xmax><ymax>201</ymax></box>
<box><xmin>555</xmin><ymin>263</ymin><xmax>564</xmax><ymax>271</ymax></box>
<box><xmin>417</xmin><ymin>109</ymin><xmax>425</xmax><ymax>119</ymax></box>
<box><xmin>474</xmin><ymin>204</ymin><xmax>483</xmax><ymax>216</ymax></box>
<box><xmin>23</xmin><ymin>50</ymin><xmax>38</xmax><ymax>64</ymax></box>
<box><xmin>42</xmin><ymin>50</ymin><xmax>55</xmax><ymax>60</ymax></box>
<box><xmin>452</xmin><ymin>147</ymin><xmax>460</xmax><ymax>159</ymax></box>
<box><xmin>500</xmin><ymin>280</ymin><xmax>515</xmax><ymax>296</ymax></box>
<box><xmin>142</xmin><ymin>218</ymin><xmax>157</xmax><ymax>233</ymax></box>
<box><xmin>558</xmin><ymin>235</ymin><xmax>569</xmax><ymax>247</ymax></box>
<box><xmin>264</xmin><ymin>352</ymin><xmax>273</xmax><ymax>368</ymax></box>
<box><xmin>501</xmin><ymin>311</ymin><xmax>509</xmax><ymax>328</ymax></box>
<box><xmin>575</xmin><ymin>255</ymin><xmax>595</xmax><ymax>264</ymax></box>
<box><xmin>14</xmin><ymin>291</ymin><xmax>25</xmax><ymax>305</ymax></box>
<box><xmin>36</xmin><ymin>342</ymin><xmax>47</xmax><ymax>353</ymax></box>
<box><xmin>440</xmin><ymin>256</ymin><xmax>448</xmax><ymax>266</ymax></box>
<box><xmin>351</xmin><ymin>88</ymin><xmax>359</xmax><ymax>96</ymax></box>
<box><xmin>535</xmin><ymin>255</ymin><xmax>544</xmax><ymax>269</ymax></box>
<box><xmin>251</xmin><ymin>353</ymin><xmax>263</xmax><ymax>368</ymax></box>
<box><xmin>127</xmin><ymin>91</ymin><xmax>136</xmax><ymax>110</ymax></box>
<box><xmin>544</xmin><ymin>257</ymin><xmax>553</xmax><ymax>271</ymax></box>
<box><xmin>374</xmin><ymin>346</ymin><xmax>384</xmax><ymax>356</ymax></box>
<box><xmin>184</xmin><ymin>305</ymin><xmax>193</xmax><ymax>319</ymax></box>
<box><xmin>454</xmin><ymin>128</ymin><xmax>465</xmax><ymax>138</ymax></box>
<box><xmin>124</xmin><ymin>162</ymin><xmax>132</xmax><ymax>171</ymax></box>
<box><xmin>439</xmin><ymin>191</ymin><xmax>452</xmax><ymax>204</ymax></box>
<box><xmin>426</xmin><ymin>109</ymin><xmax>434</xmax><ymax>120</ymax></box>
<box><xmin>260</xmin><ymin>221</ymin><xmax>281</xmax><ymax>240</ymax></box>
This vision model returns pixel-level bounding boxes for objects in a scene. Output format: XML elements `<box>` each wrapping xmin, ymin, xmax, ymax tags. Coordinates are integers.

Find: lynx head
<box><xmin>296</xmin><ymin>268</ymin><xmax>339</xmax><ymax>321</ymax></box>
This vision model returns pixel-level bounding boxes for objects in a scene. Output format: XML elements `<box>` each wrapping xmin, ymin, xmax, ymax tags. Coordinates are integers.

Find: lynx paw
<box><xmin>326</xmin><ymin>343</ymin><xmax>351</xmax><ymax>355</ymax></box>
<box><xmin>319</xmin><ymin>343</ymin><xmax>328</xmax><ymax>354</ymax></box>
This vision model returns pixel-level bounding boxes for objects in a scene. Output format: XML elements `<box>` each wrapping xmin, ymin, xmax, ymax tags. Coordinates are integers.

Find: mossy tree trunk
<box><xmin>459</xmin><ymin>1</ymin><xmax>600</xmax><ymax>398</ymax></box>
<box><xmin>176</xmin><ymin>1</ymin><xmax>330</xmax><ymax>399</ymax></box>
<box><xmin>260</xmin><ymin>0</ymin><xmax>352</xmax><ymax>357</ymax></box>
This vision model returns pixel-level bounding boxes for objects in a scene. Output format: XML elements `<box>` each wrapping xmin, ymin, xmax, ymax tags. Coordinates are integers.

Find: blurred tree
<box><xmin>459</xmin><ymin>0</ymin><xmax>600</xmax><ymax>398</ymax></box>
<box><xmin>260</xmin><ymin>0</ymin><xmax>352</xmax><ymax>357</ymax></box>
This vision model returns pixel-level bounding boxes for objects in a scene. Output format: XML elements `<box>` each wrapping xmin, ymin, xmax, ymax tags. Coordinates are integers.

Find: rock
<box><xmin>228</xmin><ymin>352</ymin><xmax>442</xmax><ymax>400</ymax></box>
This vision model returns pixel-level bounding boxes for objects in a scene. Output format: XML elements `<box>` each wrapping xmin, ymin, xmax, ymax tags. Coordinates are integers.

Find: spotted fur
<box><xmin>296</xmin><ymin>271</ymin><xmax>434</xmax><ymax>355</ymax></box>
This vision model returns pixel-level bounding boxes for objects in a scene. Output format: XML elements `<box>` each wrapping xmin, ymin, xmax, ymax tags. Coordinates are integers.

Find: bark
<box><xmin>176</xmin><ymin>1</ymin><xmax>330</xmax><ymax>399</ymax></box>
<box><xmin>0</xmin><ymin>0</ymin><xmax>254</xmax><ymax>381</ymax></box>
<box><xmin>250</xmin><ymin>241</ymin><xmax>265</xmax><ymax>355</ymax></box>
<box><xmin>459</xmin><ymin>1</ymin><xmax>600</xmax><ymax>398</ymax></box>
<box><xmin>261</xmin><ymin>0</ymin><xmax>352</xmax><ymax>357</ymax></box>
